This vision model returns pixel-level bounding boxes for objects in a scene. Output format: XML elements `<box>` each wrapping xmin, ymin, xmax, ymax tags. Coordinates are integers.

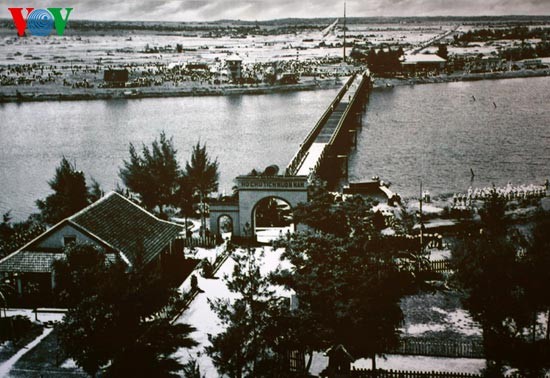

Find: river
<box><xmin>0</xmin><ymin>88</ymin><xmax>339</xmax><ymax>220</ymax></box>
<box><xmin>1</xmin><ymin>76</ymin><xmax>549</xmax><ymax>220</ymax></box>
<box><xmin>349</xmin><ymin>76</ymin><xmax>550</xmax><ymax>200</ymax></box>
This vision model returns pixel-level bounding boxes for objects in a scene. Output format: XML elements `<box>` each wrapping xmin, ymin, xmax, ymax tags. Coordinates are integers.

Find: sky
<box><xmin>1</xmin><ymin>0</ymin><xmax>549</xmax><ymax>22</ymax></box>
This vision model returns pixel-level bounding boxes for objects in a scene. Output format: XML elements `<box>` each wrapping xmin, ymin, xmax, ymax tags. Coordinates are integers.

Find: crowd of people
<box><xmin>452</xmin><ymin>181</ymin><xmax>548</xmax><ymax>209</ymax></box>
<box><xmin>0</xmin><ymin>54</ymin><xmax>349</xmax><ymax>92</ymax></box>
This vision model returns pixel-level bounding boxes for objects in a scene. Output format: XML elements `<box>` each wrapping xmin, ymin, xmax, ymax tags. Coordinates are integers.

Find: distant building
<box><xmin>225</xmin><ymin>55</ymin><xmax>243</xmax><ymax>82</ymax></box>
<box><xmin>0</xmin><ymin>192</ymin><xmax>183</xmax><ymax>303</ymax></box>
<box><xmin>186</xmin><ymin>62</ymin><xmax>209</xmax><ymax>71</ymax></box>
<box><xmin>519</xmin><ymin>58</ymin><xmax>543</xmax><ymax>69</ymax></box>
<box><xmin>401</xmin><ymin>54</ymin><xmax>446</xmax><ymax>72</ymax></box>
<box><xmin>481</xmin><ymin>55</ymin><xmax>504</xmax><ymax>71</ymax></box>
<box><xmin>315</xmin><ymin>63</ymin><xmax>357</xmax><ymax>76</ymax></box>
<box><xmin>278</xmin><ymin>72</ymin><xmax>299</xmax><ymax>84</ymax></box>
<box><xmin>103</xmin><ymin>69</ymin><xmax>129</xmax><ymax>88</ymax></box>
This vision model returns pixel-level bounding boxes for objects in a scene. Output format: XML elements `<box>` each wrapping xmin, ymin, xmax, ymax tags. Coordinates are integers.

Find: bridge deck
<box><xmin>293</xmin><ymin>74</ymin><xmax>364</xmax><ymax>176</ymax></box>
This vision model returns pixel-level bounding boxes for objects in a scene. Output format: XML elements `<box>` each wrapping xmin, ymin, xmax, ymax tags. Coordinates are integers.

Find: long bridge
<box><xmin>210</xmin><ymin>70</ymin><xmax>377</xmax><ymax>238</ymax></box>
<box><xmin>286</xmin><ymin>71</ymin><xmax>370</xmax><ymax>182</ymax></box>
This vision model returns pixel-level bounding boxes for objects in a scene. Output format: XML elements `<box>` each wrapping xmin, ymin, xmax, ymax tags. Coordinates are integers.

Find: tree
<box><xmin>0</xmin><ymin>280</ymin><xmax>15</xmax><ymax>317</ymax></box>
<box><xmin>54</xmin><ymin>243</ymin><xmax>197</xmax><ymax>377</ymax></box>
<box><xmin>451</xmin><ymin>196</ymin><xmax>550</xmax><ymax>375</ymax></box>
<box><xmin>207</xmin><ymin>248</ymin><xmax>284</xmax><ymax>377</ymax></box>
<box><xmin>36</xmin><ymin>157</ymin><xmax>90</xmax><ymax>225</ymax></box>
<box><xmin>52</xmin><ymin>243</ymin><xmax>111</xmax><ymax>307</ymax></box>
<box><xmin>88</xmin><ymin>178</ymin><xmax>104</xmax><ymax>203</ymax></box>
<box><xmin>293</xmin><ymin>180</ymin><xmax>376</xmax><ymax>237</ymax></box>
<box><xmin>273</xmin><ymin>187</ymin><xmax>423</xmax><ymax>371</ymax></box>
<box><xmin>176</xmin><ymin>175</ymin><xmax>196</xmax><ymax>237</ymax></box>
<box><xmin>184</xmin><ymin>142</ymin><xmax>219</xmax><ymax>234</ymax></box>
<box><xmin>436</xmin><ymin>44</ymin><xmax>449</xmax><ymax>60</ymax></box>
<box><xmin>181</xmin><ymin>357</ymin><xmax>203</xmax><ymax>378</ymax></box>
<box><xmin>119</xmin><ymin>131</ymin><xmax>182</xmax><ymax>214</ymax></box>
<box><xmin>0</xmin><ymin>212</ymin><xmax>45</xmax><ymax>259</ymax></box>
<box><xmin>524</xmin><ymin>211</ymin><xmax>550</xmax><ymax>341</ymax></box>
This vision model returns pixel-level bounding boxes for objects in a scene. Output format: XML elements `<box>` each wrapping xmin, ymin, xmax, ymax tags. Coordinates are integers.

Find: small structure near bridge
<box><xmin>209</xmin><ymin>175</ymin><xmax>308</xmax><ymax>239</ymax></box>
<box><xmin>103</xmin><ymin>68</ymin><xmax>129</xmax><ymax>88</ymax></box>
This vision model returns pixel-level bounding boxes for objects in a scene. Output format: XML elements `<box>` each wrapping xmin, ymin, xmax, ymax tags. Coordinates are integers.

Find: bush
<box><xmin>0</xmin><ymin>315</ymin><xmax>34</xmax><ymax>342</ymax></box>
<box><xmin>201</xmin><ymin>259</ymin><xmax>214</xmax><ymax>278</ymax></box>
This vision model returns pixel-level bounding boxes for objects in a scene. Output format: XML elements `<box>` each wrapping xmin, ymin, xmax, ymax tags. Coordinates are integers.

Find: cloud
<box><xmin>1</xmin><ymin>0</ymin><xmax>549</xmax><ymax>21</ymax></box>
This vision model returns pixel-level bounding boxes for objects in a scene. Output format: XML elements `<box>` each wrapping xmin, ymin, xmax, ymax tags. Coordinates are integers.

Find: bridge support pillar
<box><xmin>337</xmin><ymin>155</ymin><xmax>348</xmax><ymax>178</ymax></box>
<box><xmin>349</xmin><ymin>129</ymin><xmax>357</xmax><ymax>148</ymax></box>
<box><xmin>356</xmin><ymin>111</ymin><xmax>363</xmax><ymax>127</ymax></box>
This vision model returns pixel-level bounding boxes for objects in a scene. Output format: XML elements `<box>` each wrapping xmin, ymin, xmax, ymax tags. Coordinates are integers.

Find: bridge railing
<box><xmin>326</xmin><ymin>72</ymin><xmax>369</xmax><ymax>147</ymax></box>
<box><xmin>304</xmin><ymin>73</ymin><xmax>369</xmax><ymax>180</ymax></box>
<box><xmin>305</xmin><ymin>72</ymin><xmax>369</xmax><ymax>180</ymax></box>
<box><xmin>286</xmin><ymin>74</ymin><xmax>358</xmax><ymax>176</ymax></box>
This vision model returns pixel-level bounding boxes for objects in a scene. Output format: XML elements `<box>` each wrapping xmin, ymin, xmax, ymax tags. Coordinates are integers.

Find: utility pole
<box><xmin>419</xmin><ymin>180</ymin><xmax>423</xmax><ymax>252</ymax></box>
<box><xmin>343</xmin><ymin>1</ymin><xmax>346</xmax><ymax>63</ymax></box>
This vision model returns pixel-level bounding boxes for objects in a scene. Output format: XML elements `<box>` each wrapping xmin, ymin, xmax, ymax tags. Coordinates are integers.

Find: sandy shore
<box><xmin>2</xmin><ymin>68</ymin><xmax>549</xmax><ymax>103</ymax></box>
<box><xmin>0</xmin><ymin>78</ymin><xmax>343</xmax><ymax>103</ymax></box>
<box><xmin>373</xmin><ymin>68</ymin><xmax>550</xmax><ymax>88</ymax></box>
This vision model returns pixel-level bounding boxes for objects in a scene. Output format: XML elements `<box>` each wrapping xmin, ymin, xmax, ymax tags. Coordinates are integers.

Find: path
<box><xmin>0</xmin><ymin>327</ymin><xmax>54</xmax><ymax>377</ymax></box>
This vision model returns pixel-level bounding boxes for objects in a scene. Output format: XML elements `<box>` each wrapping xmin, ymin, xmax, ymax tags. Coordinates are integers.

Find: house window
<box><xmin>63</xmin><ymin>235</ymin><xmax>77</xmax><ymax>246</ymax></box>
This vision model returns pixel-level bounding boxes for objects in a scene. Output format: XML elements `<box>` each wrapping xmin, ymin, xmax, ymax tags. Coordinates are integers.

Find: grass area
<box><xmin>0</xmin><ymin>322</ymin><xmax>43</xmax><ymax>363</ymax></box>
<box><xmin>8</xmin><ymin>328</ymin><xmax>86</xmax><ymax>378</ymax></box>
<box><xmin>400</xmin><ymin>290</ymin><xmax>483</xmax><ymax>343</ymax></box>
<box><xmin>402</xmin><ymin>290</ymin><xmax>463</xmax><ymax>325</ymax></box>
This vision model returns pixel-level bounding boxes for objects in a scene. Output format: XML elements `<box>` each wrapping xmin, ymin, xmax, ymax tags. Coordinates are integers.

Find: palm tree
<box><xmin>185</xmin><ymin>142</ymin><xmax>219</xmax><ymax>236</ymax></box>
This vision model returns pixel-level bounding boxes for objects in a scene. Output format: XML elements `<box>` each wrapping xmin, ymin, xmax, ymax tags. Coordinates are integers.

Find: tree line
<box><xmin>451</xmin><ymin>191</ymin><xmax>550</xmax><ymax>376</ymax></box>
<box><xmin>453</xmin><ymin>26</ymin><xmax>550</xmax><ymax>44</ymax></box>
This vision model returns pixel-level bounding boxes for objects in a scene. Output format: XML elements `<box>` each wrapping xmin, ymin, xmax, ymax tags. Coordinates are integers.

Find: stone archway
<box><xmin>217</xmin><ymin>214</ymin><xmax>234</xmax><ymax>241</ymax></box>
<box><xmin>236</xmin><ymin>175</ymin><xmax>308</xmax><ymax>240</ymax></box>
<box><xmin>252</xmin><ymin>196</ymin><xmax>294</xmax><ymax>243</ymax></box>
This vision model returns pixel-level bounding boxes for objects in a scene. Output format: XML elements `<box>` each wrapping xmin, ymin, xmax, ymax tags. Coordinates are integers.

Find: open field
<box><xmin>2</xmin><ymin>17</ymin><xmax>549</xmax><ymax>102</ymax></box>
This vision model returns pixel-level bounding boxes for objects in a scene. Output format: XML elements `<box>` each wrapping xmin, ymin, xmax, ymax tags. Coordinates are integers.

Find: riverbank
<box><xmin>373</xmin><ymin>68</ymin><xmax>550</xmax><ymax>88</ymax></box>
<box><xmin>0</xmin><ymin>77</ymin><xmax>343</xmax><ymax>103</ymax></box>
<box><xmin>3</xmin><ymin>67</ymin><xmax>549</xmax><ymax>103</ymax></box>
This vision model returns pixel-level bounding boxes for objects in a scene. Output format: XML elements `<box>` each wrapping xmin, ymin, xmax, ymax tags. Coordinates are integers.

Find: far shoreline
<box><xmin>0</xmin><ymin>79</ymin><xmax>343</xmax><ymax>104</ymax></box>
<box><xmin>1</xmin><ymin>68</ymin><xmax>549</xmax><ymax>104</ymax></box>
<box><xmin>373</xmin><ymin>68</ymin><xmax>550</xmax><ymax>88</ymax></box>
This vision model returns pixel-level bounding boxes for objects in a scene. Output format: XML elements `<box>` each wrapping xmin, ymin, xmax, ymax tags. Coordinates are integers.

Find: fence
<box><xmin>393</xmin><ymin>339</ymin><xmax>484</xmax><ymax>359</ymax></box>
<box><xmin>351</xmin><ymin>369</ymin><xmax>482</xmax><ymax>378</ymax></box>
<box><xmin>429</xmin><ymin>259</ymin><xmax>452</xmax><ymax>273</ymax></box>
<box><xmin>176</xmin><ymin>235</ymin><xmax>218</xmax><ymax>249</ymax></box>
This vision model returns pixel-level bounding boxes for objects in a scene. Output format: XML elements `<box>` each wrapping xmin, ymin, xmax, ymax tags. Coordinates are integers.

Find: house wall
<box><xmin>37</xmin><ymin>224</ymin><xmax>97</xmax><ymax>249</ymax></box>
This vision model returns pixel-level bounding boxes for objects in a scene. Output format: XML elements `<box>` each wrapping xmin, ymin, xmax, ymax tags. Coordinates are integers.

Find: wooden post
<box><xmin>337</xmin><ymin>155</ymin><xmax>348</xmax><ymax>177</ymax></box>
<box><xmin>349</xmin><ymin>129</ymin><xmax>357</xmax><ymax>147</ymax></box>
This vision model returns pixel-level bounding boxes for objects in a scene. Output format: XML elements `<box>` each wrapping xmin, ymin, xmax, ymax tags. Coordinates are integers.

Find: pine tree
<box><xmin>185</xmin><ymin>142</ymin><xmax>219</xmax><ymax>235</ymax></box>
<box><xmin>273</xmin><ymin>187</ymin><xmax>422</xmax><ymax>370</ymax></box>
<box><xmin>207</xmin><ymin>249</ymin><xmax>283</xmax><ymax>377</ymax></box>
<box><xmin>119</xmin><ymin>132</ymin><xmax>182</xmax><ymax>214</ymax></box>
<box><xmin>36</xmin><ymin>157</ymin><xmax>89</xmax><ymax>225</ymax></box>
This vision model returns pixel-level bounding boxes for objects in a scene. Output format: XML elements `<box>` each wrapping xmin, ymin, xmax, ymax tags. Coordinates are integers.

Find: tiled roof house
<box><xmin>0</xmin><ymin>192</ymin><xmax>184</xmax><ymax>300</ymax></box>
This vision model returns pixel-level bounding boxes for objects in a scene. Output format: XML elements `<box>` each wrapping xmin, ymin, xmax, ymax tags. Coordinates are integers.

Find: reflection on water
<box><xmin>0</xmin><ymin>88</ymin><xmax>339</xmax><ymax>220</ymax></box>
<box><xmin>349</xmin><ymin>77</ymin><xmax>550</xmax><ymax>199</ymax></box>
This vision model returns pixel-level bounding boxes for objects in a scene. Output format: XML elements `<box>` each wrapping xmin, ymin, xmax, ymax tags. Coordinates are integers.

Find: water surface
<box><xmin>0</xmin><ymin>88</ymin><xmax>339</xmax><ymax>219</ymax></box>
<box><xmin>349</xmin><ymin>77</ymin><xmax>550</xmax><ymax>199</ymax></box>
